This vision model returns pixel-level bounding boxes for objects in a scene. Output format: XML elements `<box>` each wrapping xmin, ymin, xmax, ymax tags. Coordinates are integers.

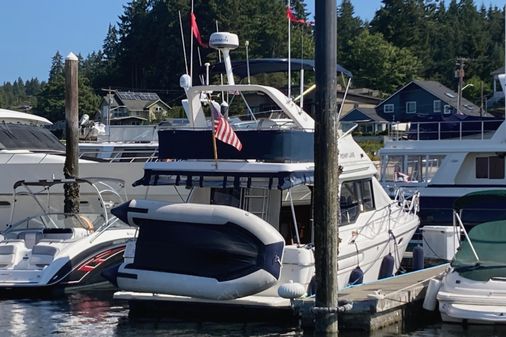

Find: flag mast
<box><xmin>287</xmin><ymin>0</ymin><xmax>291</xmax><ymax>99</ymax></box>
<box><xmin>190</xmin><ymin>0</ymin><xmax>194</xmax><ymax>83</ymax></box>
<box><xmin>178</xmin><ymin>10</ymin><xmax>189</xmax><ymax>75</ymax></box>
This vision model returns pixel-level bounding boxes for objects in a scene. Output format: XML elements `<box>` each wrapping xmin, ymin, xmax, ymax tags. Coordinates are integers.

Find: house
<box><xmin>376</xmin><ymin>80</ymin><xmax>492</xmax><ymax>122</ymax></box>
<box><xmin>99</xmin><ymin>91</ymin><xmax>171</xmax><ymax>125</ymax></box>
<box><xmin>340</xmin><ymin>107</ymin><xmax>388</xmax><ymax>134</ymax></box>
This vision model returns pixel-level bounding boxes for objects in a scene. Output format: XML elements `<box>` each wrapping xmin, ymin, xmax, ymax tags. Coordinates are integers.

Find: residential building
<box><xmin>99</xmin><ymin>91</ymin><xmax>171</xmax><ymax>125</ymax></box>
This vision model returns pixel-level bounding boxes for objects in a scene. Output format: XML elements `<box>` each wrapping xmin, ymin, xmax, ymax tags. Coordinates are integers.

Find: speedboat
<box><xmin>103</xmin><ymin>32</ymin><xmax>420</xmax><ymax>319</ymax></box>
<box><xmin>0</xmin><ymin>177</ymin><xmax>137</xmax><ymax>297</ymax></box>
<box><xmin>422</xmin><ymin>190</ymin><xmax>506</xmax><ymax>323</ymax></box>
<box><xmin>379</xmin><ymin>118</ymin><xmax>506</xmax><ymax>228</ymax></box>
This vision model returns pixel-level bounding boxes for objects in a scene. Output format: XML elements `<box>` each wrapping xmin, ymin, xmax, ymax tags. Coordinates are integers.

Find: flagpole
<box><xmin>211</xmin><ymin>108</ymin><xmax>219</xmax><ymax>168</ymax></box>
<box><xmin>300</xmin><ymin>28</ymin><xmax>304</xmax><ymax>108</ymax></box>
<box><xmin>190</xmin><ymin>0</ymin><xmax>194</xmax><ymax>83</ymax></box>
<box><xmin>287</xmin><ymin>0</ymin><xmax>291</xmax><ymax>99</ymax></box>
<box><xmin>178</xmin><ymin>11</ymin><xmax>189</xmax><ymax>75</ymax></box>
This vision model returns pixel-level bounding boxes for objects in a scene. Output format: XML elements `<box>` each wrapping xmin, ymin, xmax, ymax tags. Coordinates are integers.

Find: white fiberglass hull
<box><xmin>0</xmin><ymin>228</ymin><xmax>136</xmax><ymax>296</ymax></box>
<box><xmin>438</xmin><ymin>270</ymin><xmax>506</xmax><ymax>324</ymax></box>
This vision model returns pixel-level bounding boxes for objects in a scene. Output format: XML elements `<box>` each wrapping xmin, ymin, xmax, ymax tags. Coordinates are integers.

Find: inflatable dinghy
<box><xmin>109</xmin><ymin>199</ymin><xmax>285</xmax><ymax>300</ymax></box>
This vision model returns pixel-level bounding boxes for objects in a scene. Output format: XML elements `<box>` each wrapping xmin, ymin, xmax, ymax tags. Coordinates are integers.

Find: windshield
<box><xmin>2</xmin><ymin>212</ymin><xmax>130</xmax><ymax>240</ymax></box>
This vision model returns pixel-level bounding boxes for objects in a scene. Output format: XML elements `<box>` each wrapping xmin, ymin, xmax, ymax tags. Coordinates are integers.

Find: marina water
<box><xmin>2</xmin><ymin>290</ymin><xmax>506</xmax><ymax>337</ymax></box>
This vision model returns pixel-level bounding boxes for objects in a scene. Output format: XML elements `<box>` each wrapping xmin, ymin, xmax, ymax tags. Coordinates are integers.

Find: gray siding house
<box><xmin>376</xmin><ymin>80</ymin><xmax>490</xmax><ymax>122</ymax></box>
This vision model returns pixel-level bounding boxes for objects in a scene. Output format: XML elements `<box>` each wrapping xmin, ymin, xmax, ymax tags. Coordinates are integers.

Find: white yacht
<box><xmin>0</xmin><ymin>109</ymin><xmax>188</xmax><ymax>225</ymax></box>
<box><xmin>0</xmin><ymin>177</ymin><xmax>137</xmax><ymax>297</ymax></box>
<box><xmin>104</xmin><ymin>32</ymin><xmax>420</xmax><ymax>319</ymax></box>
<box><xmin>379</xmin><ymin>118</ymin><xmax>506</xmax><ymax>228</ymax></box>
<box><xmin>422</xmin><ymin>190</ymin><xmax>506</xmax><ymax>324</ymax></box>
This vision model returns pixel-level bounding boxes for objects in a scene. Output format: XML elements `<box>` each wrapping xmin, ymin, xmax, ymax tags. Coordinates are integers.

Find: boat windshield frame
<box><xmin>5</xmin><ymin>177</ymin><xmax>128</xmax><ymax>233</ymax></box>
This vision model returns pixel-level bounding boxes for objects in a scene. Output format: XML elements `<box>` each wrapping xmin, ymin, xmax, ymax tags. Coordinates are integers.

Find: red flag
<box><xmin>286</xmin><ymin>7</ymin><xmax>305</xmax><ymax>24</ymax></box>
<box><xmin>211</xmin><ymin>101</ymin><xmax>242</xmax><ymax>151</ymax></box>
<box><xmin>190</xmin><ymin>12</ymin><xmax>208</xmax><ymax>48</ymax></box>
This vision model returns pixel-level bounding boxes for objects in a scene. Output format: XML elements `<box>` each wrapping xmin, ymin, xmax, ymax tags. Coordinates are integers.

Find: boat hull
<box><xmin>438</xmin><ymin>270</ymin><xmax>506</xmax><ymax>324</ymax></box>
<box><xmin>0</xmin><ymin>230</ymin><xmax>135</xmax><ymax>298</ymax></box>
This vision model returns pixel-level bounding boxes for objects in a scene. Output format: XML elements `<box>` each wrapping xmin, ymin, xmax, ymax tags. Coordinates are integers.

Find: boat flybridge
<box><xmin>421</xmin><ymin>190</ymin><xmax>506</xmax><ymax>323</ymax></box>
<box><xmin>104</xmin><ymin>32</ymin><xmax>420</xmax><ymax>319</ymax></box>
<box><xmin>379</xmin><ymin>118</ymin><xmax>506</xmax><ymax>228</ymax></box>
<box><xmin>0</xmin><ymin>177</ymin><xmax>137</xmax><ymax>297</ymax></box>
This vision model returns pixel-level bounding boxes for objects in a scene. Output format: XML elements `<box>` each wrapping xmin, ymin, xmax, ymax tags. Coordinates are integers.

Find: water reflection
<box><xmin>1</xmin><ymin>291</ymin><xmax>505</xmax><ymax>337</ymax></box>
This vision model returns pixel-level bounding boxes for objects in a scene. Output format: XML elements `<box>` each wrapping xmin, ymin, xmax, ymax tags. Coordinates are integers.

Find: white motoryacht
<box><xmin>0</xmin><ymin>177</ymin><xmax>137</xmax><ymax>297</ymax></box>
<box><xmin>0</xmin><ymin>109</ymin><xmax>188</xmax><ymax>225</ymax></box>
<box><xmin>103</xmin><ymin>32</ymin><xmax>420</xmax><ymax>319</ymax></box>
<box><xmin>379</xmin><ymin>118</ymin><xmax>506</xmax><ymax>228</ymax></box>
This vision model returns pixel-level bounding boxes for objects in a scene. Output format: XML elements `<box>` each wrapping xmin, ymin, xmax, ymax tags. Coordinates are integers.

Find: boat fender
<box><xmin>278</xmin><ymin>281</ymin><xmax>306</xmax><ymax>299</ymax></box>
<box><xmin>412</xmin><ymin>245</ymin><xmax>424</xmax><ymax>271</ymax></box>
<box><xmin>422</xmin><ymin>278</ymin><xmax>441</xmax><ymax>311</ymax></box>
<box><xmin>348</xmin><ymin>266</ymin><xmax>364</xmax><ymax>286</ymax></box>
<box><xmin>378</xmin><ymin>253</ymin><xmax>394</xmax><ymax>279</ymax></box>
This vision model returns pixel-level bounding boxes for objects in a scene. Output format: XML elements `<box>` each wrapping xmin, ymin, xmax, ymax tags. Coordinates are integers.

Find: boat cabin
<box><xmin>135</xmin><ymin>160</ymin><xmax>378</xmax><ymax>245</ymax></box>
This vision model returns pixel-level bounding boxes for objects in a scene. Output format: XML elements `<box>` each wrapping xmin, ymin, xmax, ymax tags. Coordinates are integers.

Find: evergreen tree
<box><xmin>336</xmin><ymin>0</ymin><xmax>363</xmax><ymax>63</ymax></box>
<box><xmin>36</xmin><ymin>51</ymin><xmax>100</xmax><ymax>122</ymax></box>
<box><xmin>344</xmin><ymin>30</ymin><xmax>421</xmax><ymax>93</ymax></box>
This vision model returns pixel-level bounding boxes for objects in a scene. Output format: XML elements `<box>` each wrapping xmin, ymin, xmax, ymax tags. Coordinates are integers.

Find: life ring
<box><xmin>79</xmin><ymin>215</ymin><xmax>94</xmax><ymax>232</ymax></box>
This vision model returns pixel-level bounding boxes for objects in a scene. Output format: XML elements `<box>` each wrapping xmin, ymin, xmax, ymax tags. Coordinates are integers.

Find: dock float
<box><xmin>294</xmin><ymin>263</ymin><xmax>448</xmax><ymax>332</ymax></box>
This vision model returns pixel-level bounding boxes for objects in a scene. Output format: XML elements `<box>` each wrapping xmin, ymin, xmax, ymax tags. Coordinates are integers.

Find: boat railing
<box><xmin>387</xmin><ymin>119</ymin><xmax>503</xmax><ymax>141</ymax></box>
<box><xmin>2</xmin><ymin>151</ymin><xmax>64</xmax><ymax>164</ymax></box>
<box><xmin>350</xmin><ymin>192</ymin><xmax>419</xmax><ymax>241</ymax></box>
<box><xmin>78</xmin><ymin>148</ymin><xmax>160</xmax><ymax>163</ymax></box>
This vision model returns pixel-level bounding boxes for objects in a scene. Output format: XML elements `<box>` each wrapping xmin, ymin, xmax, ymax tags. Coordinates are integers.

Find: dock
<box><xmin>294</xmin><ymin>263</ymin><xmax>448</xmax><ymax>332</ymax></box>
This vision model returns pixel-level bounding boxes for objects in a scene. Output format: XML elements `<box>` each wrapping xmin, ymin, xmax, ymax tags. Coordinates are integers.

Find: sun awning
<box><xmin>133</xmin><ymin>168</ymin><xmax>314</xmax><ymax>190</ymax></box>
<box><xmin>204</xmin><ymin>58</ymin><xmax>353</xmax><ymax>79</ymax></box>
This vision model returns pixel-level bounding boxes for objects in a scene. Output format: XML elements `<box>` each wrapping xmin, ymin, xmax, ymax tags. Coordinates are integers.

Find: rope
<box><xmin>312</xmin><ymin>301</ymin><xmax>353</xmax><ymax>314</ymax></box>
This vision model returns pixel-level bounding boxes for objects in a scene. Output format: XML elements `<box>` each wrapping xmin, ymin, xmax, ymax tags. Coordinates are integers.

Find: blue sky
<box><xmin>0</xmin><ymin>0</ymin><xmax>504</xmax><ymax>84</ymax></box>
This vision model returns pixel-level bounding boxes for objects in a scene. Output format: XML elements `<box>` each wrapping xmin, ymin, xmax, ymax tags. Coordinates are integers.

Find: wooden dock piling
<box><xmin>314</xmin><ymin>0</ymin><xmax>339</xmax><ymax>334</ymax></box>
<box><xmin>64</xmin><ymin>52</ymin><xmax>79</xmax><ymax>213</ymax></box>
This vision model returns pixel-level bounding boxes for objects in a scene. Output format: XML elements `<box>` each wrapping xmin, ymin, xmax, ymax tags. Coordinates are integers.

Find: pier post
<box><xmin>64</xmin><ymin>52</ymin><xmax>79</xmax><ymax>213</ymax></box>
<box><xmin>314</xmin><ymin>0</ymin><xmax>339</xmax><ymax>335</ymax></box>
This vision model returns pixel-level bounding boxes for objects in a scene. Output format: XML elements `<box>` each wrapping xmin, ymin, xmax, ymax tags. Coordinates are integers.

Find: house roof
<box><xmin>102</xmin><ymin>91</ymin><xmax>171</xmax><ymax>112</ymax></box>
<box><xmin>340</xmin><ymin>107</ymin><xmax>388</xmax><ymax>122</ymax></box>
<box><xmin>491</xmin><ymin>66</ymin><xmax>504</xmax><ymax>76</ymax></box>
<box><xmin>378</xmin><ymin>80</ymin><xmax>491</xmax><ymax>117</ymax></box>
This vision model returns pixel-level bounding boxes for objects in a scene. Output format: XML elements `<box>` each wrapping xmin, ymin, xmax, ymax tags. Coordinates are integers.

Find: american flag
<box><xmin>210</xmin><ymin>101</ymin><xmax>242</xmax><ymax>151</ymax></box>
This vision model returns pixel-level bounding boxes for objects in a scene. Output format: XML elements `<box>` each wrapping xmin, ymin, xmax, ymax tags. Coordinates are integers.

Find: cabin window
<box><xmin>443</xmin><ymin>105</ymin><xmax>452</xmax><ymax>115</ymax></box>
<box><xmin>381</xmin><ymin>155</ymin><xmax>404</xmax><ymax>182</ymax></box>
<box><xmin>384</xmin><ymin>104</ymin><xmax>394</xmax><ymax>113</ymax></box>
<box><xmin>360</xmin><ymin>180</ymin><xmax>374</xmax><ymax>211</ymax></box>
<box><xmin>340</xmin><ymin>179</ymin><xmax>375</xmax><ymax>225</ymax></box>
<box><xmin>476</xmin><ymin>156</ymin><xmax>505</xmax><ymax>179</ymax></box>
<box><xmin>210</xmin><ymin>188</ymin><xmax>241</xmax><ymax>208</ymax></box>
<box><xmin>406</xmin><ymin>101</ymin><xmax>416</xmax><ymax>114</ymax></box>
<box><xmin>433</xmin><ymin>100</ymin><xmax>441</xmax><ymax>113</ymax></box>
